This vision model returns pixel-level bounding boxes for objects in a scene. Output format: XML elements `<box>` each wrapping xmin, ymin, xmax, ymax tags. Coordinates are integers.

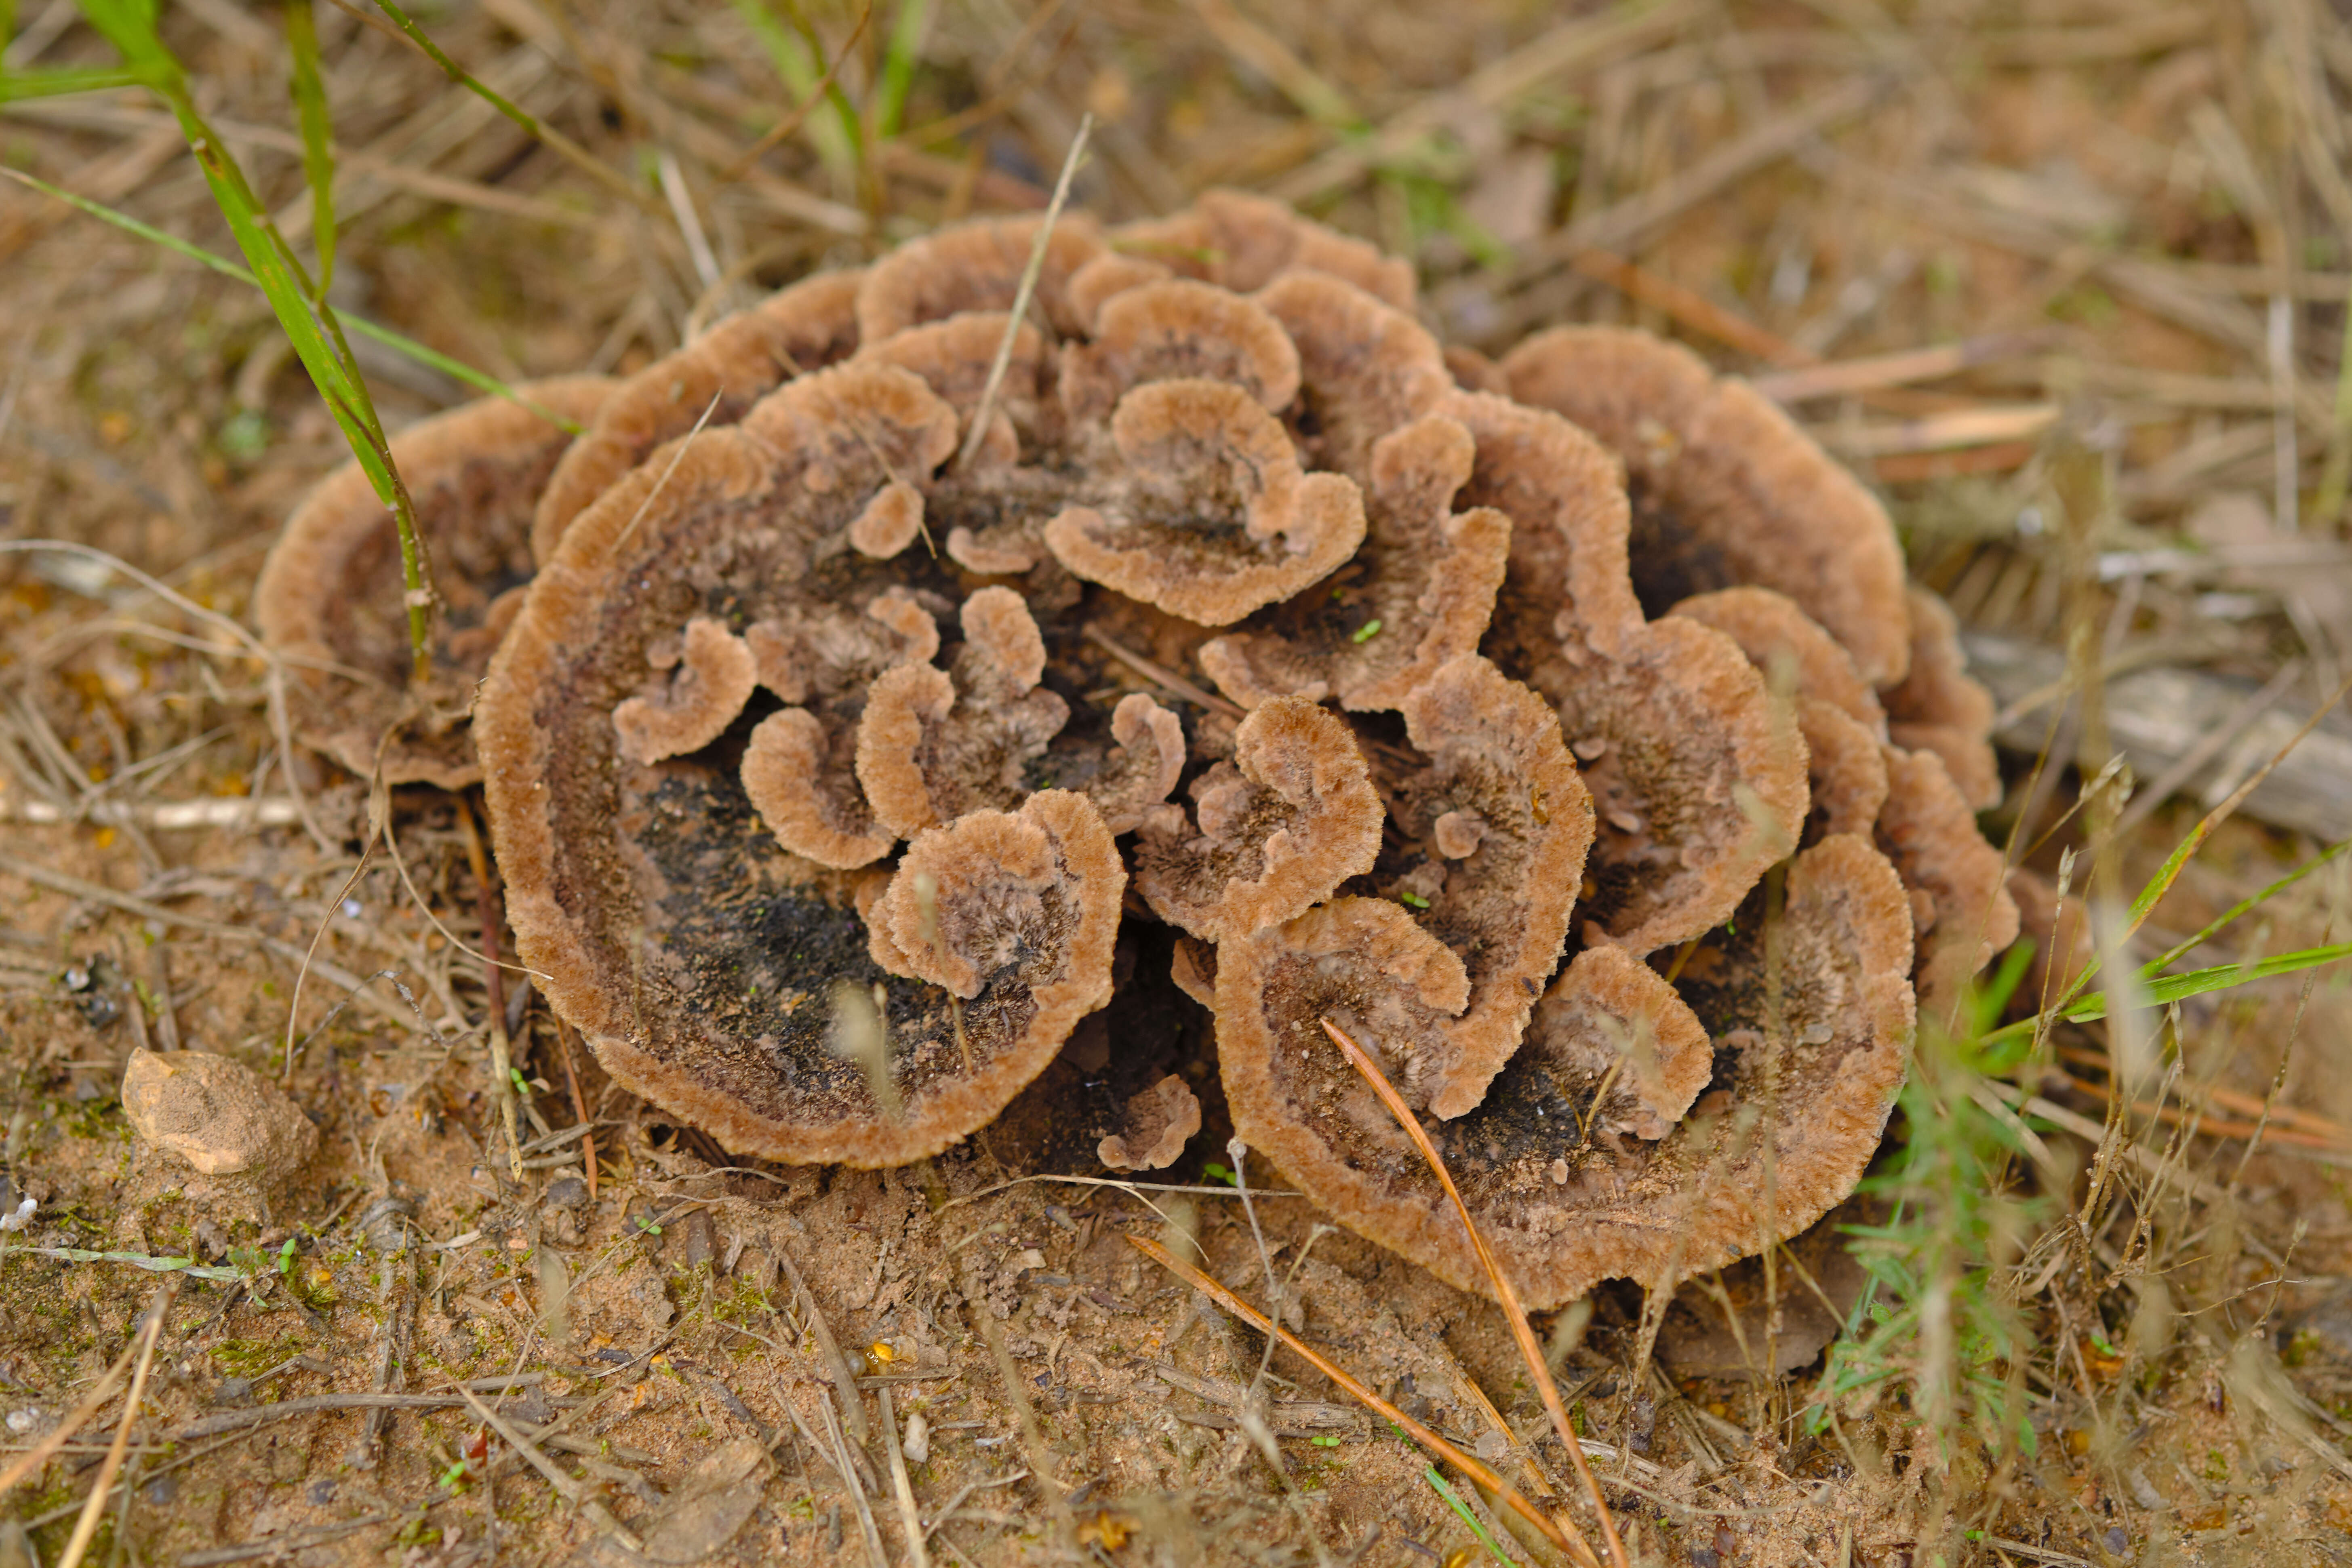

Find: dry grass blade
<box><xmin>52</xmin><ymin>1280</ymin><xmax>174</xmax><ymax>1568</ymax></box>
<box><xmin>455</xmin><ymin>1385</ymin><xmax>643</xmax><ymax>1552</ymax></box>
<box><xmin>1320</xmin><ymin>1018</ymin><xmax>1629</xmax><ymax>1568</ymax></box>
<box><xmin>955</xmin><ymin>111</ymin><xmax>1093</xmax><ymax>469</ymax></box>
<box><xmin>1124</xmin><ymin>1233</ymin><xmax>1587</xmax><ymax>1562</ymax></box>
<box><xmin>0</xmin><ymin>1324</ymin><xmax>145</xmax><ymax>1497</ymax></box>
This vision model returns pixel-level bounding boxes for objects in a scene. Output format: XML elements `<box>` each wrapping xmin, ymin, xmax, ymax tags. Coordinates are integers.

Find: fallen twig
<box><xmin>1125</xmin><ymin>1233</ymin><xmax>1581</xmax><ymax>1561</ymax></box>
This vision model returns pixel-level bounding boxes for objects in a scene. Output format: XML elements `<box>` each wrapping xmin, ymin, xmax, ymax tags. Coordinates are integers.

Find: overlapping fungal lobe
<box><xmin>1667</xmin><ymin>587</ymin><xmax>1891</xmax><ymax>843</ymax></box>
<box><xmin>1041</xmin><ymin>379</ymin><xmax>1368</xmax><ymax>625</ymax></box>
<box><xmin>855</xmin><ymin>587</ymin><xmax>1075</xmax><ymax>839</ymax></box>
<box><xmin>1131</xmin><ymin>696</ymin><xmax>1383</xmax><ymax>941</ymax></box>
<box><xmin>1098</xmin><ymin>1074</ymin><xmax>1206</xmax><ymax>1172</ymax></box>
<box><xmin>738</xmin><ymin>589</ymin><xmax>942</xmax><ymax>869</ymax></box>
<box><xmin>1875</xmin><ymin>746</ymin><xmax>2021</xmax><ymax>1024</ymax></box>
<box><xmin>256</xmin><ymin>377</ymin><xmax>614</xmax><ymax>789</ymax></box>
<box><xmin>1378</xmin><ymin>655</ymin><xmax>1597</xmax><ymax>1117</ymax></box>
<box><xmin>1540</xmin><ymin>617</ymin><xmax>1809</xmax><ymax>957</ymax></box>
<box><xmin>1880</xmin><ymin>587</ymin><xmax>2002</xmax><ymax>811</ymax></box>
<box><xmin>1220</xmin><ymin>835</ymin><xmax>1914</xmax><ymax>1310</ymax></box>
<box><xmin>613</xmin><ymin>618</ymin><xmax>758</xmax><ymax>765</ymax></box>
<box><xmin>531</xmin><ymin>271</ymin><xmax>863</xmax><ymax>561</ymax></box>
<box><xmin>1196</xmin><ymin>413</ymin><xmax>1510</xmax><ymax>711</ymax></box>
<box><xmin>482</xmin><ymin>359</ymin><xmax>1084</xmax><ymax>1165</ymax></box>
<box><xmin>1441</xmin><ymin>394</ymin><xmax>1808</xmax><ymax>956</ymax></box>
<box><xmin>854</xmin><ymin>213</ymin><xmax>1105</xmax><ymax>343</ymax></box>
<box><xmin>1501</xmin><ymin>325</ymin><xmax>1914</xmax><ymax>687</ymax></box>
<box><xmin>1108</xmin><ymin>187</ymin><xmax>1418</xmax><ymax>312</ymax></box>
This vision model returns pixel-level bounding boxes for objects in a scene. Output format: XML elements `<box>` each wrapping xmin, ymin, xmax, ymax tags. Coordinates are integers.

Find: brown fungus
<box><xmin>256</xmin><ymin>376</ymin><xmax>614</xmax><ymax>789</ymax></box>
<box><xmin>1445</xmin><ymin>390</ymin><xmax>1807</xmax><ymax>953</ymax></box>
<box><xmin>1876</xmin><ymin>746</ymin><xmax>2021</xmax><ymax>1024</ymax></box>
<box><xmin>1502</xmin><ymin>326</ymin><xmax>1913</xmax><ymax>686</ymax></box>
<box><xmin>735</xmin><ymin>589</ymin><xmax>943</xmax><ymax>869</ymax></box>
<box><xmin>1083</xmin><ymin>692</ymin><xmax>1189</xmax><ymax>835</ymax></box>
<box><xmin>478</xmin><ymin>359</ymin><xmax>1082</xmax><ymax>1164</ymax></box>
<box><xmin>1668</xmin><ymin>586</ymin><xmax>1886</xmax><ymax>732</ymax></box>
<box><xmin>1060</xmin><ymin>279</ymin><xmax>1301</xmax><ymax>425</ymax></box>
<box><xmin>1797</xmin><ymin>700</ymin><xmax>1893</xmax><ymax>841</ymax></box>
<box><xmin>1219</xmin><ymin>834</ymin><xmax>1914</xmax><ymax>1309</ymax></box>
<box><xmin>613</xmin><ymin>617</ymin><xmax>759</xmax><ymax>766</ymax></box>
<box><xmin>1381</xmin><ymin>655</ymin><xmax>1596</xmax><ymax>1116</ymax></box>
<box><xmin>1255</xmin><ymin>272</ymin><xmax>1453</xmax><ymax>480</ymax></box>
<box><xmin>1528</xmin><ymin>946</ymin><xmax>1713</xmax><ymax>1143</ymax></box>
<box><xmin>531</xmin><ymin>271</ymin><xmax>862</xmax><ymax>561</ymax></box>
<box><xmin>1042</xmin><ymin>379</ymin><xmax>1368</xmax><ymax>625</ymax></box>
<box><xmin>1196</xmin><ymin>413</ymin><xmax>1512</xmax><ymax>711</ymax></box>
<box><xmin>1881</xmin><ymin>586</ymin><xmax>2002</xmax><ymax>811</ymax></box>
<box><xmin>1131</xmin><ymin>695</ymin><xmax>1383</xmax><ymax>941</ymax></box>
<box><xmin>1110</xmin><ymin>187</ymin><xmax>1417</xmax><ymax>311</ymax></box>
<box><xmin>866</xmin><ymin>790</ymin><xmax>1122</xmax><ymax>1003</ymax></box>
<box><xmin>856</xmin><ymin>588</ymin><xmax>1074</xmax><ymax>840</ymax></box>
<box><xmin>1097</xmin><ymin>1074</ymin><xmax>1206</xmax><ymax>1172</ymax></box>
<box><xmin>1540</xmin><ymin>616</ymin><xmax>1808</xmax><ymax>957</ymax></box>
<box><xmin>857</xmin><ymin>311</ymin><xmax>1046</xmax><ymax>471</ymax></box>
<box><xmin>854</xmin><ymin>213</ymin><xmax>1105</xmax><ymax>343</ymax></box>
<box><xmin>1665</xmin><ymin>588</ymin><xmax>1892</xmax><ymax>843</ymax></box>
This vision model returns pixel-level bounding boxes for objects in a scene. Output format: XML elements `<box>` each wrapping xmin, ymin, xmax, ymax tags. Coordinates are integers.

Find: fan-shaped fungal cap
<box><xmin>1665</xmin><ymin>588</ymin><xmax>1893</xmax><ymax>844</ymax></box>
<box><xmin>1042</xmin><ymin>379</ymin><xmax>1369</xmax><ymax>625</ymax></box>
<box><xmin>1668</xmin><ymin>587</ymin><xmax>1886</xmax><ymax>732</ymax></box>
<box><xmin>1255</xmin><ymin>272</ymin><xmax>1452</xmax><ymax>480</ymax></box>
<box><xmin>1082</xmin><ymin>692</ymin><xmax>1189</xmax><ymax>835</ymax></box>
<box><xmin>1132</xmin><ymin>695</ymin><xmax>1383</xmax><ymax>941</ymax></box>
<box><xmin>256</xmin><ymin>376</ymin><xmax>613</xmax><ymax>789</ymax></box>
<box><xmin>1446</xmin><ymin>388</ymin><xmax>1644</xmax><ymax>666</ymax></box>
<box><xmin>855</xmin><ymin>213</ymin><xmax>1106</xmax><ymax>343</ymax></box>
<box><xmin>613</xmin><ymin>617</ymin><xmax>758</xmax><ymax>765</ymax></box>
<box><xmin>1097</xmin><ymin>1074</ymin><xmax>1205</xmax><ymax>1172</ymax></box>
<box><xmin>1110</xmin><ymin>187</ymin><xmax>1417</xmax><ymax>311</ymax></box>
<box><xmin>1060</xmin><ymin>280</ymin><xmax>1301</xmax><ymax>423</ymax></box>
<box><xmin>1543</xmin><ymin>615</ymin><xmax>1810</xmax><ymax>956</ymax></box>
<box><xmin>1529</xmin><ymin>946</ymin><xmax>1713</xmax><ymax>1142</ymax></box>
<box><xmin>1383</xmin><ymin>655</ymin><xmax>1596</xmax><ymax>1117</ymax></box>
<box><xmin>868</xmin><ymin>789</ymin><xmax>1123</xmax><ymax>1006</ymax></box>
<box><xmin>1501</xmin><ymin>326</ymin><xmax>1912</xmax><ymax>686</ymax></box>
<box><xmin>1798</xmin><ymin>699</ymin><xmax>1892</xmax><ymax>840</ymax></box>
<box><xmin>532</xmin><ymin>271</ymin><xmax>862</xmax><ymax>560</ymax></box>
<box><xmin>856</xmin><ymin>589</ymin><xmax>1073</xmax><ymax>840</ymax></box>
<box><xmin>1876</xmin><ymin>746</ymin><xmax>2021</xmax><ymax>1023</ymax></box>
<box><xmin>1881</xmin><ymin>587</ymin><xmax>2002</xmax><ymax>810</ymax></box>
<box><xmin>1196</xmin><ymin>414</ymin><xmax>1512</xmax><ymax>711</ymax></box>
<box><xmin>1219</xmin><ymin>834</ymin><xmax>1914</xmax><ymax>1309</ymax></box>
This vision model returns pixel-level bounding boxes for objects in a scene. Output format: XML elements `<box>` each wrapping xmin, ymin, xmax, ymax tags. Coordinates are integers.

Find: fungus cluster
<box><xmin>260</xmin><ymin>190</ymin><xmax>2016</xmax><ymax>1308</ymax></box>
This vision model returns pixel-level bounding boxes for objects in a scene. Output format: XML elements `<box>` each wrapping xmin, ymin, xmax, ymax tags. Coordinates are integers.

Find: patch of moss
<box><xmin>213</xmin><ymin>1332</ymin><xmax>306</xmax><ymax>1379</ymax></box>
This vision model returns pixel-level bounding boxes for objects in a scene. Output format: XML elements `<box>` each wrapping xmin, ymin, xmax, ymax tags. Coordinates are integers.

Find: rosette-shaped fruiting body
<box><xmin>477</xmin><ymin>199</ymin><xmax>1521</xmax><ymax>1169</ymax></box>
<box><xmin>448</xmin><ymin>194</ymin><xmax>2016</xmax><ymax>1307</ymax></box>
<box><xmin>257</xmin><ymin>377</ymin><xmax>614</xmax><ymax>789</ymax></box>
<box><xmin>1220</xmin><ymin>835</ymin><xmax>1915</xmax><ymax>1308</ymax></box>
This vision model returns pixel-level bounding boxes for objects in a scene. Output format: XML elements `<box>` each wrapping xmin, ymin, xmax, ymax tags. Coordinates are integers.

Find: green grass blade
<box><xmin>2064</xmin><ymin>942</ymin><xmax>2352</xmax><ymax>1022</ymax></box>
<box><xmin>729</xmin><ymin>0</ymin><xmax>858</xmax><ymax>186</ymax></box>
<box><xmin>0</xmin><ymin>65</ymin><xmax>139</xmax><ymax>101</ymax></box>
<box><xmin>1422</xmin><ymin>1466</ymin><xmax>1520</xmax><ymax>1567</ymax></box>
<box><xmin>2140</xmin><ymin>837</ymin><xmax>2351</xmax><ymax>980</ymax></box>
<box><xmin>283</xmin><ymin>0</ymin><xmax>337</xmax><ymax>294</ymax></box>
<box><xmin>72</xmin><ymin>0</ymin><xmax>438</xmax><ymax>682</ymax></box>
<box><xmin>874</xmin><ymin>0</ymin><xmax>932</xmax><ymax>140</ymax></box>
<box><xmin>369</xmin><ymin>0</ymin><xmax>643</xmax><ymax>207</ymax></box>
<box><xmin>0</xmin><ymin>167</ymin><xmax>583</xmax><ymax>434</ymax></box>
